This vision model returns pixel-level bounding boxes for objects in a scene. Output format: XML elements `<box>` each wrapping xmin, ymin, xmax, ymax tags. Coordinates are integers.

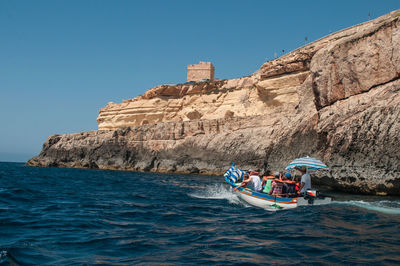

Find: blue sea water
<box><xmin>0</xmin><ymin>162</ymin><xmax>400</xmax><ymax>265</ymax></box>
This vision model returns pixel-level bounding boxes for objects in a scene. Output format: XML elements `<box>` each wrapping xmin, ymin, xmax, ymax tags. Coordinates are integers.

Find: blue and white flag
<box><xmin>224</xmin><ymin>165</ymin><xmax>247</xmax><ymax>183</ymax></box>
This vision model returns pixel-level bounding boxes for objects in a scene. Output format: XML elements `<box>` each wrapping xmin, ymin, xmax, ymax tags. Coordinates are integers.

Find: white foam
<box><xmin>261</xmin><ymin>205</ymin><xmax>280</xmax><ymax>212</ymax></box>
<box><xmin>334</xmin><ymin>200</ymin><xmax>400</xmax><ymax>215</ymax></box>
<box><xmin>188</xmin><ymin>184</ymin><xmax>247</xmax><ymax>206</ymax></box>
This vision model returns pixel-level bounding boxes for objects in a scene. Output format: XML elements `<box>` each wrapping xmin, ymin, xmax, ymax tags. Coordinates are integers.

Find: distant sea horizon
<box><xmin>0</xmin><ymin>152</ymin><xmax>35</xmax><ymax>163</ymax></box>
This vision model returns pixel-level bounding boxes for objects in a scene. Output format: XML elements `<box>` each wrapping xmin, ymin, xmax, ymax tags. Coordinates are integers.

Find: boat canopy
<box><xmin>285</xmin><ymin>156</ymin><xmax>329</xmax><ymax>172</ymax></box>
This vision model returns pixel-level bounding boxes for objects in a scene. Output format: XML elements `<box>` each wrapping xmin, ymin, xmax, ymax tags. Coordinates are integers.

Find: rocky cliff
<box><xmin>28</xmin><ymin>10</ymin><xmax>400</xmax><ymax>195</ymax></box>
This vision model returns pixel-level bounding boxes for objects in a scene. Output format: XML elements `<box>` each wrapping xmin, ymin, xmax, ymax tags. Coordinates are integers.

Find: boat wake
<box><xmin>0</xmin><ymin>250</ymin><xmax>20</xmax><ymax>265</ymax></box>
<box><xmin>0</xmin><ymin>251</ymin><xmax>6</xmax><ymax>261</ymax></box>
<box><xmin>188</xmin><ymin>184</ymin><xmax>247</xmax><ymax>206</ymax></box>
<box><xmin>334</xmin><ymin>200</ymin><xmax>400</xmax><ymax>215</ymax></box>
<box><xmin>189</xmin><ymin>184</ymin><xmax>400</xmax><ymax>215</ymax></box>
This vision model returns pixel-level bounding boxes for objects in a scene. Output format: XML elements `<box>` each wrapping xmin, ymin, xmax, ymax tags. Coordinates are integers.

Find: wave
<box><xmin>188</xmin><ymin>184</ymin><xmax>246</xmax><ymax>206</ymax></box>
<box><xmin>334</xmin><ymin>200</ymin><xmax>400</xmax><ymax>215</ymax></box>
<box><xmin>0</xmin><ymin>250</ymin><xmax>20</xmax><ymax>265</ymax></box>
<box><xmin>190</xmin><ymin>186</ymin><xmax>400</xmax><ymax>215</ymax></box>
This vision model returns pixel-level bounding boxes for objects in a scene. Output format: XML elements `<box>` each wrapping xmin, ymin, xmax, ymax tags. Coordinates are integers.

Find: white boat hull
<box><xmin>236</xmin><ymin>190</ymin><xmax>298</xmax><ymax>210</ymax></box>
<box><xmin>227</xmin><ymin>180</ymin><xmax>332</xmax><ymax>210</ymax></box>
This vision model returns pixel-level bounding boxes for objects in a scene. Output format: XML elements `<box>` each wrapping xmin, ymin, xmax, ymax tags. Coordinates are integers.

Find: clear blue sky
<box><xmin>1</xmin><ymin>0</ymin><xmax>399</xmax><ymax>162</ymax></box>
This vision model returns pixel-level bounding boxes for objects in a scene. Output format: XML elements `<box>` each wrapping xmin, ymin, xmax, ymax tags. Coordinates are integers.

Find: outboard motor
<box><xmin>297</xmin><ymin>189</ymin><xmax>332</xmax><ymax>206</ymax></box>
<box><xmin>304</xmin><ymin>189</ymin><xmax>318</xmax><ymax>204</ymax></box>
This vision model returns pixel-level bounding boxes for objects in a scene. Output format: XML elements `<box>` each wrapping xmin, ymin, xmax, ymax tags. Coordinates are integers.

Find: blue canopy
<box><xmin>285</xmin><ymin>156</ymin><xmax>329</xmax><ymax>171</ymax></box>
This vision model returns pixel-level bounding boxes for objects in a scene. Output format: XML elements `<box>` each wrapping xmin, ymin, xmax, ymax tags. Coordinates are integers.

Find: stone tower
<box><xmin>187</xmin><ymin>61</ymin><xmax>215</xmax><ymax>82</ymax></box>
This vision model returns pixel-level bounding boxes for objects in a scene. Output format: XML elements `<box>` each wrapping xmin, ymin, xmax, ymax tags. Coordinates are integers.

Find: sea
<box><xmin>0</xmin><ymin>162</ymin><xmax>400</xmax><ymax>265</ymax></box>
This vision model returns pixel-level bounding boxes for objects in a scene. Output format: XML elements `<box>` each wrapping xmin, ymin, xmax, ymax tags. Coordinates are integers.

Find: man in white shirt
<box><xmin>234</xmin><ymin>171</ymin><xmax>262</xmax><ymax>192</ymax></box>
<box><xmin>296</xmin><ymin>167</ymin><xmax>311</xmax><ymax>194</ymax></box>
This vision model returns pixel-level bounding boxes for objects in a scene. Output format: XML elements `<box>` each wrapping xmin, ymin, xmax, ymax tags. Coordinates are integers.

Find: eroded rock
<box><xmin>28</xmin><ymin>10</ymin><xmax>400</xmax><ymax>195</ymax></box>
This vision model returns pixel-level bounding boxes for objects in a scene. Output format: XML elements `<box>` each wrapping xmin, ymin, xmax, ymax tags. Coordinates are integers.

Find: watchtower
<box><xmin>187</xmin><ymin>61</ymin><xmax>215</xmax><ymax>82</ymax></box>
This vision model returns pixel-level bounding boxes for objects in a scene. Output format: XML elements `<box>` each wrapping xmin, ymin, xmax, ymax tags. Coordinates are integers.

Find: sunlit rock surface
<box><xmin>28</xmin><ymin>10</ymin><xmax>400</xmax><ymax>195</ymax></box>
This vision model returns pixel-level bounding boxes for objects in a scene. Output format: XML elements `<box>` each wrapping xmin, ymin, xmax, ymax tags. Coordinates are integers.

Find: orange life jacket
<box><xmin>263</xmin><ymin>176</ymin><xmax>275</xmax><ymax>179</ymax></box>
<box><xmin>273</xmin><ymin>179</ymin><xmax>295</xmax><ymax>183</ymax></box>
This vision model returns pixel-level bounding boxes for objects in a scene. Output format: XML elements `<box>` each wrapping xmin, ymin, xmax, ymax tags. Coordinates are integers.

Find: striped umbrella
<box><xmin>285</xmin><ymin>156</ymin><xmax>329</xmax><ymax>171</ymax></box>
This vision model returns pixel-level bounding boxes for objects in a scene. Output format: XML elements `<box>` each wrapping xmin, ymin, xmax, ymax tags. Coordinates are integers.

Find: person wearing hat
<box><xmin>282</xmin><ymin>172</ymin><xmax>296</xmax><ymax>197</ymax></box>
<box><xmin>275</xmin><ymin>171</ymin><xmax>282</xmax><ymax>179</ymax></box>
<box><xmin>282</xmin><ymin>172</ymin><xmax>290</xmax><ymax>180</ymax></box>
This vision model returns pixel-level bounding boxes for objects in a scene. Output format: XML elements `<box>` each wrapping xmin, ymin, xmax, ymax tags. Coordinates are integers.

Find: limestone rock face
<box><xmin>311</xmin><ymin>18</ymin><xmax>400</xmax><ymax>109</ymax></box>
<box><xmin>28</xmin><ymin>10</ymin><xmax>400</xmax><ymax>195</ymax></box>
<box><xmin>96</xmin><ymin>75</ymin><xmax>301</xmax><ymax>130</ymax></box>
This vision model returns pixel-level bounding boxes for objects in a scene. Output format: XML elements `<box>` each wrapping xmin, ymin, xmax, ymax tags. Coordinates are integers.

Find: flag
<box><xmin>224</xmin><ymin>166</ymin><xmax>247</xmax><ymax>183</ymax></box>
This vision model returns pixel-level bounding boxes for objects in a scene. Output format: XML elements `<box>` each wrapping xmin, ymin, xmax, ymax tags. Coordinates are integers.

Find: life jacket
<box><xmin>263</xmin><ymin>176</ymin><xmax>275</xmax><ymax>179</ymax></box>
<box><xmin>274</xmin><ymin>179</ymin><xmax>295</xmax><ymax>184</ymax></box>
<box><xmin>274</xmin><ymin>179</ymin><xmax>296</xmax><ymax>196</ymax></box>
<box><xmin>284</xmin><ymin>182</ymin><xmax>296</xmax><ymax>196</ymax></box>
<box><xmin>295</xmin><ymin>183</ymin><xmax>300</xmax><ymax>192</ymax></box>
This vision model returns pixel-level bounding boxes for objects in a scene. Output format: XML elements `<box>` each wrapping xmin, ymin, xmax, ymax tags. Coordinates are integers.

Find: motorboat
<box><xmin>225</xmin><ymin>175</ymin><xmax>332</xmax><ymax>210</ymax></box>
<box><xmin>224</xmin><ymin>157</ymin><xmax>332</xmax><ymax>210</ymax></box>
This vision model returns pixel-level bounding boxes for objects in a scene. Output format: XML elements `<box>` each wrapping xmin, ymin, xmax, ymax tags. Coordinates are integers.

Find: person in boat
<box><xmin>268</xmin><ymin>173</ymin><xmax>284</xmax><ymax>196</ymax></box>
<box><xmin>234</xmin><ymin>171</ymin><xmax>262</xmax><ymax>192</ymax></box>
<box><xmin>281</xmin><ymin>172</ymin><xmax>296</xmax><ymax>197</ymax></box>
<box><xmin>261</xmin><ymin>170</ymin><xmax>275</xmax><ymax>194</ymax></box>
<box><xmin>295</xmin><ymin>166</ymin><xmax>311</xmax><ymax>195</ymax></box>
<box><xmin>274</xmin><ymin>171</ymin><xmax>282</xmax><ymax>179</ymax></box>
<box><xmin>293</xmin><ymin>175</ymin><xmax>301</xmax><ymax>195</ymax></box>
